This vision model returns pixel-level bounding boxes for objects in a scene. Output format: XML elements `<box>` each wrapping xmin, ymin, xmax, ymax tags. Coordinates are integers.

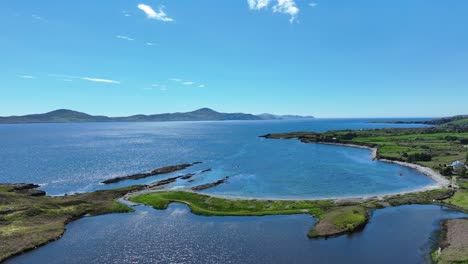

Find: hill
<box><xmin>0</xmin><ymin>108</ymin><xmax>314</xmax><ymax>124</ymax></box>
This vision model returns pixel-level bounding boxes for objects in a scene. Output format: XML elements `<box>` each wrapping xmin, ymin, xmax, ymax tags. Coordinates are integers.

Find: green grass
<box><xmin>445</xmin><ymin>190</ymin><xmax>468</xmax><ymax>211</ymax></box>
<box><xmin>458</xmin><ymin>181</ymin><xmax>468</xmax><ymax>189</ymax></box>
<box><xmin>131</xmin><ymin>191</ymin><xmax>371</xmax><ymax>238</ymax></box>
<box><xmin>443</xmin><ymin>117</ymin><xmax>468</xmax><ymax>127</ymax></box>
<box><xmin>130</xmin><ymin>191</ymin><xmax>335</xmax><ymax>218</ymax></box>
<box><xmin>0</xmin><ymin>184</ymin><xmax>144</xmax><ymax>262</ymax></box>
<box><xmin>308</xmin><ymin>206</ymin><xmax>368</xmax><ymax>238</ymax></box>
<box><xmin>130</xmin><ymin>189</ymin><xmax>458</xmax><ymax>239</ymax></box>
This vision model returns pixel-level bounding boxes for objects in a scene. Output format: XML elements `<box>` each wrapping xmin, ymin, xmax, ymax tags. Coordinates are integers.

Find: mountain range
<box><xmin>0</xmin><ymin>108</ymin><xmax>314</xmax><ymax>124</ymax></box>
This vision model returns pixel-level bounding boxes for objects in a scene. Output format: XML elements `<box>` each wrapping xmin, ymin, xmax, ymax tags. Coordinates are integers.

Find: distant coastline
<box><xmin>0</xmin><ymin>108</ymin><xmax>314</xmax><ymax>124</ymax></box>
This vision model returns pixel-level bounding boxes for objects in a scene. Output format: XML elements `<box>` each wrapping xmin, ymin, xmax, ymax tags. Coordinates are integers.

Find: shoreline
<box><xmin>123</xmin><ymin>141</ymin><xmax>449</xmax><ymax>203</ymax></box>
<box><xmin>318</xmin><ymin>142</ymin><xmax>450</xmax><ymax>187</ymax></box>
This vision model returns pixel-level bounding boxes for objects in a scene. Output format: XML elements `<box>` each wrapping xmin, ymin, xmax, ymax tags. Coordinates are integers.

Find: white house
<box><xmin>451</xmin><ymin>161</ymin><xmax>465</xmax><ymax>169</ymax></box>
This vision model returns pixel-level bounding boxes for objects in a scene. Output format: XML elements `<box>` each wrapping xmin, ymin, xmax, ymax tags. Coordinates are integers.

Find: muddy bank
<box><xmin>433</xmin><ymin>219</ymin><xmax>468</xmax><ymax>263</ymax></box>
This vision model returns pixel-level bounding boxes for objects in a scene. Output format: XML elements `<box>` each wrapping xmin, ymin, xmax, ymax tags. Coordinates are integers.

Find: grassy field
<box><xmin>0</xmin><ymin>184</ymin><xmax>144</xmax><ymax>262</ymax></box>
<box><xmin>445</xmin><ymin>190</ymin><xmax>468</xmax><ymax>210</ymax></box>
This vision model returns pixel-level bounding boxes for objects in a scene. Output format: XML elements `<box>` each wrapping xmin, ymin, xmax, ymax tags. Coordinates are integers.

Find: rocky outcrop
<box><xmin>191</xmin><ymin>177</ymin><xmax>229</xmax><ymax>191</ymax></box>
<box><xmin>12</xmin><ymin>183</ymin><xmax>41</xmax><ymax>191</ymax></box>
<box><xmin>180</xmin><ymin>173</ymin><xmax>195</xmax><ymax>180</ymax></box>
<box><xmin>101</xmin><ymin>162</ymin><xmax>202</xmax><ymax>184</ymax></box>
<box><xmin>7</xmin><ymin>184</ymin><xmax>46</xmax><ymax>197</ymax></box>
<box><xmin>148</xmin><ymin>176</ymin><xmax>183</xmax><ymax>188</ymax></box>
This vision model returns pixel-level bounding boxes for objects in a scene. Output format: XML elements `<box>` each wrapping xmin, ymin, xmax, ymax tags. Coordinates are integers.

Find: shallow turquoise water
<box><xmin>0</xmin><ymin>119</ymin><xmax>433</xmax><ymax>198</ymax></box>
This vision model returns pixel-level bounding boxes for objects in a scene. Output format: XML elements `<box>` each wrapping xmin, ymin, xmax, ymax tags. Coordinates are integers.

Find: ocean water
<box><xmin>6</xmin><ymin>204</ymin><xmax>466</xmax><ymax>264</ymax></box>
<box><xmin>2</xmin><ymin>119</ymin><xmax>466</xmax><ymax>264</ymax></box>
<box><xmin>0</xmin><ymin>119</ymin><xmax>433</xmax><ymax>198</ymax></box>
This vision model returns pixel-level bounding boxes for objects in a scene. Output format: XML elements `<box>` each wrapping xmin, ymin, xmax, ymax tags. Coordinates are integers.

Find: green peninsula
<box><xmin>0</xmin><ymin>184</ymin><xmax>144</xmax><ymax>262</ymax></box>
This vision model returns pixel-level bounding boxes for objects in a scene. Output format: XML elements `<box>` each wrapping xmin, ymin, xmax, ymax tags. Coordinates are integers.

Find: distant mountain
<box><xmin>0</xmin><ymin>108</ymin><xmax>314</xmax><ymax>124</ymax></box>
<box><xmin>257</xmin><ymin>113</ymin><xmax>315</xmax><ymax>120</ymax></box>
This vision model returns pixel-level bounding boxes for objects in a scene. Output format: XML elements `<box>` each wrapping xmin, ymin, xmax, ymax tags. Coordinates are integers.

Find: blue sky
<box><xmin>1</xmin><ymin>0</ymin><xmax>467</xmax><ymax>118</ymax></box>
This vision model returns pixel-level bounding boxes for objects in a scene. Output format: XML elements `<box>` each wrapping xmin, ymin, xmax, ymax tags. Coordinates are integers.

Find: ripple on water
<box><xmin>6</xmin><ymin>204</ymin><xmax>467</xmax><ymax>264</ymax></box>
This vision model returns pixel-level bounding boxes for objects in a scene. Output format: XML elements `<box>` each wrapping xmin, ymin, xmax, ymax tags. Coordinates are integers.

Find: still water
<box><xmin>7</xmin><ymin>204</ymin><xmax>466</xmax><ymax>264</ymax></box>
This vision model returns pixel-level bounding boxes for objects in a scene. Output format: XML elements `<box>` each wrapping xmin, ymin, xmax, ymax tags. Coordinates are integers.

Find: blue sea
<box><xmin>0</xmin><ymin>118</ymin><xmax>433</xmax><ymax>198</ymax></box>
<box><xmin>3</xmin><ymin>118</ymin><xmax>465</xmax><ymax>264</ymax></box>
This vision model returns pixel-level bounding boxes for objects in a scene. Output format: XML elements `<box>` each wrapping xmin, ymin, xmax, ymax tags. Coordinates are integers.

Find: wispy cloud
<box><xmin>248</xmin><ymin>0</ymin><xmax>272</xmax><ymax>10</ymax></box>
<box><xmin>309</xmin><ymin>2</ymin><xmax>318</xmax><ymax>7</ymax></box>
<box><xmin>247</xmin><ymin>0</ymin><xmax>299</xmax><ymax>23</ymax></box>
<box><xmin>20</xmin><ymin>75</ymin><xmax>36</xmax><ymax>79</ymax></box>
<box><xmin>47</xmin><ymin>74</ymin><xmax>119</xmax><ymax>84</ymax></box>
<box><xmin>32</xmin><ymin>14</ymin><xmax>44</xmax><ymax>20</ymax></box>
<box><xmin>146</xmin><ymin>42</ymin><xmax>155</xmax><ymax>46</ymax></box>
<box><xmin>198</xmin><ymin>84</ymin><xmax>206</xmax><ymax>88</ymax></box>
<box><xmin>116</xmin><ymin>35</ymin><xmax>135</xmax><ymax>41</ymax></box>
<box><xmin>183</xmin><ymin>81</ymin><xmax>194</xmax><ymax>85</ymax></box>
<box><xmin>122</xmin><ymin>10</ymin><xmax>131</xmax><ymax>17</ymax></box>
<box><xmin>170</xmin><ymin>78</ymin><xmax>182</xmax><ymax>82</ymax></box>
<box><xmin>81</xmin><ymin>77</ymin><xmax>120</xmax><ymax>84</ymax></box>
<box><xmin>137</xmin><ymin>4</ymin><xmax>174</xmax><ymax>22</ymax></box>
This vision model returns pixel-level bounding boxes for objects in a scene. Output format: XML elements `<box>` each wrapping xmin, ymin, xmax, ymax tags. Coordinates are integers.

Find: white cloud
<box><xmin>116</xmin><ymin>35</ymin><xmax>134</xmax><ymax>41</ymax></box>
<box><xmin>309</xmin><ymin>2</ymin><xmax>318</xmax><ymax>7</ymax></box>
<box><xmin>146</xmin><ymin>42</ymin><xmax>155</xmax><ymax>46</ymax></box>
<box><xmin>137</xmin><ymin>4</ymin><xmax>174</xmax><ymax>22</ymax></box>
<box><xmin>62</xmin><ymin>79</ymin><xmax>73</xmax><ymax>82</ymax></box>
<box><xmin>247</xmin><ymin>0</ymin><xmax>299</xmax><ymax>23</ymax></box>
<box><xmin>81</xmin><ymin>77</ymin><xmax>120</xmax><ymax>84</ymax></box>
<box><xmin>170</xmin><ymin>78</ymin><xmax>182</xmax><ymax>82</ymax></box>
<box><xmin>273</xmin><ymin>0</ymin><xmax>299</xmax><ymax>23</ymax></box>
<box><xmin>248</xmin><ymin>0</ymin><xmax>272</xmax><ymax>10</ymax></box>
<box><xmin>183</xmin><ymin>82</ymin><xmax>194</xmax><ymax>85</ymax></box>
<box><xmin>151</xmin><ymin>84</ymin><xmax>159</xmax><ymax>87</ymax></box>
<box><xmin>198</xmin><ymin>84</ymin><xmax>205</xmax><ymax>88</ymax></box>
<box><xmin>21</xmin><ymin>75</ymin><xmax>35</xmax><ymax>79</ymax></box>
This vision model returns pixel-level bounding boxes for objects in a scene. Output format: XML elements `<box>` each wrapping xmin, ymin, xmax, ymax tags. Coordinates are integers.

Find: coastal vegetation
<box><xmin>261</xmin><ymin>127</ymin><xmax>468</xmax><ymax>178</ymax></box>
<box><xmin>0</xmin><ymin>184</ymin><xmax>144</xmax><ymax>262</ymax></box>
<box><xmin>129</xmin><ymin>188</ymin><xmax>458</xmax><ymax>239</ymax></box>
<box><xmin>371</xmin><ymin>115</ymin><xmax>468</xmax><ymax>128</ymax></box>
